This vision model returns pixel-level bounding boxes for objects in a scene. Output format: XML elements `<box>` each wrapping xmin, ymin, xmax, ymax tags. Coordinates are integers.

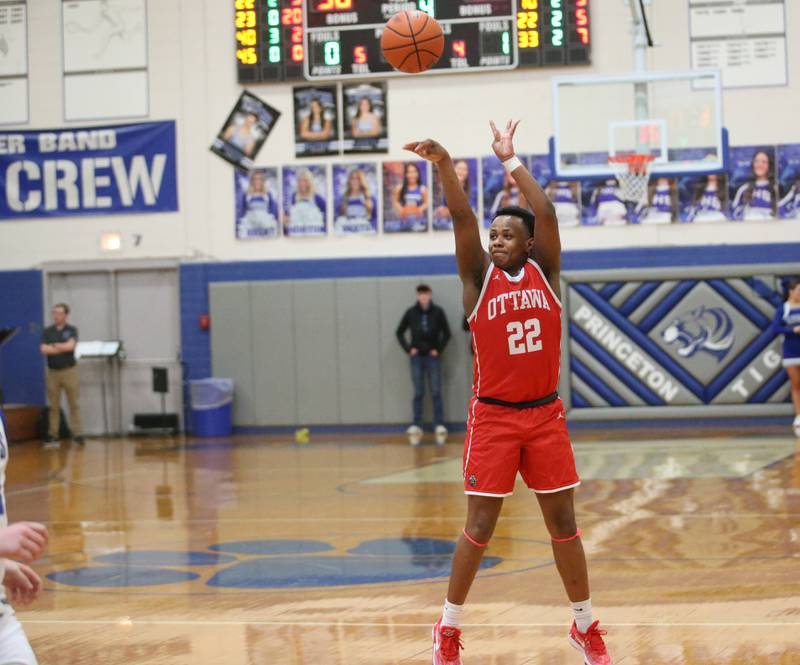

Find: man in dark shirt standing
<box><xmin>396</xmin><ymin>285</ymin><xmax>452</xmax><ymax>446</ymax></box>
<box><xmin>40</xmin><ymin>303</ymin><xmax>84</xmax><ymax>447</ymax></box>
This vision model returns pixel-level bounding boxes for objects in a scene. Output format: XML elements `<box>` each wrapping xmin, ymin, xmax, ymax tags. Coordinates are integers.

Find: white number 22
<box><xmin>507</xmin><ymin>318</ymin><xmax>543</xmax><ymax>355</ymax></box>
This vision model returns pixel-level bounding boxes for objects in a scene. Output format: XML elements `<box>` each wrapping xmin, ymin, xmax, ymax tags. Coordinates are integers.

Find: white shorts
<box><xmin>0</xmin><ymin>607</ymin><xmax>37</xmax><ymax>665</ymax></box>
<box><xmin>783</xmin><ymin>357</ymin><xmax>800</xmax><ymax>367</ymax></box>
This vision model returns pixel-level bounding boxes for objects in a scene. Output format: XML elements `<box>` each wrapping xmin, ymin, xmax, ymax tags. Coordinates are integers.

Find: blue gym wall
<box><xmin>178</xmin><ymin>243</ymin><xmax>799</xmax><ymax>387</ymax></box>
<box><xmin>0</xmin><ymin>270</ymin><xmax>45</xmax><ymax>406</ymax></box>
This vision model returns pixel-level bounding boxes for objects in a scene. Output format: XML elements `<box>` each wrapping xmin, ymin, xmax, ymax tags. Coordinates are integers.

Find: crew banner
<box><xmin>0</xmin><ymin>121</ymin><xmax>178</xmax><ymax>219</ymax></box>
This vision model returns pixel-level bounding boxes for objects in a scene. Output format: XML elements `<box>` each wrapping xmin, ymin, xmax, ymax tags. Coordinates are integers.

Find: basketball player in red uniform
<box><xmin>404</xmin><ymin>121</ymin><xmax>612</xmax><ymax>665</ymax></box>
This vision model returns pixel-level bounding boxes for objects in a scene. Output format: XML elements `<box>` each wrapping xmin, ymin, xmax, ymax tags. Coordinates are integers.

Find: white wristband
<box><xmin>502</xmin><ymin>156</ymin><xmax>522</xmax><ymax>173</ymax></box>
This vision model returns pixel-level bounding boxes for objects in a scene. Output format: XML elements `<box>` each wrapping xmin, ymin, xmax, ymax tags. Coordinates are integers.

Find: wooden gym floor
<box><xmin>6</xmin><ymin>421</ymin><xmax>800</xmax><ymax>664</ymax></box>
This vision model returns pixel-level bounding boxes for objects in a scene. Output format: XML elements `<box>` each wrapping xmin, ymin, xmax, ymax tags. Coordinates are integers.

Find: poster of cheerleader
<box><xmin>481</xmin><ymin>155</ymin><xmax>532</xmax><ymax>228</ymax></box>
<box><xmin>632</xmin><ymin>177</ymin><xmax>678</xmax><ymax>225</ymax></box>
<box><xmin>210</xmin><ymin>91</ymin><xmax>281</xmax><ymax>170</ymax></box>
<box><xmin>530</xmin><ymin>154</ymin><xmax>581</xmax><ymax>229</ymax></box>
<box><xmin>293</xmin><ymin>85</ymin><xmax>340</xmax><ymax>158</ymax></box>
<box><xmin>281</xmin><ymin>164</ymin><xmax>328</xmax><ymax>237</ymax></box>
<box><xmin>342</xmin><ymin>82</ymin><xmax>388</xmax><ymax>154</ymax></box>
<box><xmin>777</xmin><ymin>144</ymin><xmax>800</xmax><ymax>219</ymax></box>
<box><xmin>729</xmin><ymin>145</ymin><xmax>778</xmax><ymax>221</ymax></box>
<box><xmin>234</xmin><ymin>168</ymin><xmax>280</xmax><ymax>239</ymax></box>
<box><xmin>332</xmin><ymin>163</ymin><xmax>378</xmax><ymax>235</ymax></box>
<box><xmin>582</xmin><ymin>177</ymin><xmax>629</xmax><ymax>226</ymax></box>
<box><xmin>431</xmin><ymin>157</ymin><xmax>478</xmax><ymax>231</ymax></box>
<box><xmin>383</xmin><ymin>160</ymin><xmax>429</xmax><ymax>233</ymax></box>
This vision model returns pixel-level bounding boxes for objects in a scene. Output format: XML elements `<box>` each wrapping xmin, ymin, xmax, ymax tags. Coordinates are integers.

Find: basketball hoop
<box><xmin>608</xmin><ymin>154</ymin><xmax>655</xmax><ymax>203</ymax></box>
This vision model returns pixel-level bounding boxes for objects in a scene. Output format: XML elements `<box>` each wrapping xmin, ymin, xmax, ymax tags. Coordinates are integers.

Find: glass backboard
<box><xmin>551</xmin><ymin>70</ymin><xmax>727</xmax><ymax>178</ymax></box>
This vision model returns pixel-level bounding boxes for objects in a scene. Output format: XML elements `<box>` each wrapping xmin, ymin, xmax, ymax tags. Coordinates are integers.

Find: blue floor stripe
<box><xmin>570</xmin><ymin>325</ymin><xmax>664</xmax><ymax>405</ymax></box>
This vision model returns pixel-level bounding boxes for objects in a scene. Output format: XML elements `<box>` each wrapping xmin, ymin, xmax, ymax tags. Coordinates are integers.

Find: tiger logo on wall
<box><xmin>661</xmin><ymin>305</ymin><xmax>735</xmax><ymax>362</ymax></box>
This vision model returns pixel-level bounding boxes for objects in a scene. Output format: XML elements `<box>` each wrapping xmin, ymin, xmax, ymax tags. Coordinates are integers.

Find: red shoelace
<box><xmin>584</xmin><ymin>621</ymin><xmax>608</xmax><ymax>654</ymax></box>
<box><xmin>440</xmin><ymin>627</ymin><xmax>464</xmax><ymax>660</ymax></box>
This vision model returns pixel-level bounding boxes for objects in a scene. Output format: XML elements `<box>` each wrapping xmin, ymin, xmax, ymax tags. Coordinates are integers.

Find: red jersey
<box><xmin>468</xmin><ymin>259</ymin><xmax>562</xmax><ymax>403</ymax></box>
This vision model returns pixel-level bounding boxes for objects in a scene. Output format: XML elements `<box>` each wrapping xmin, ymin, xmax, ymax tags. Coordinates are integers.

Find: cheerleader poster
<box><xmin>531</xmin><ymin>154</ymin><xmax>581</xmax><ymax>229</ymax></box>
<box><xmin>235</xmin><ymin>168</ymin><xmax>280</xmax><ymax>239</ymax></box>
<box><xmin>729</xmin><ymin>146</ymin><xmax>778</xmax><ymax>221</ymax></box>
<box><xmin>210</xmin><ymin>91</ymin><xmax>281</xmax><ymax>170</ymax></box>
<box><xmin>481</xmin><ymin>155</ymin><xmax>531</xmax><ymax>228</ymax></box>
<box><xmin>777</xmin><ymin>143</ymin><xmax>800</xmax><ymax>219</ymax></box>
<box><xmin>342</xmin><ymin>82</ymin><xmax>389</xmax><ymax>154</ymax></box>
<box><xmin>431</xmin><ymin>157</ymin><xmax>478</xmax><ymax>231</ymax></box>
<box><xmin>383</xmin><ymin>160</ymin><xmax>429</xmax><ymax>233</ymax></box>
<box><xmin>282</xmin><ymin>164</ymin><xmax>328</xmax><ymax>237</ymax></box>
<box><xmin>332</xmin><ymin>163</ymin><xmax>378</xmax><ymax>235</ymax></box>
<box><xmin>293</xmin><ymin>85</ymin><xmax>340</xmax><ymax>158</ymax></box>
<box><xmin>582</xmin><ymin>177</ymin><xmax>629</xmax><ymax>226</ymax></box>
<box><xmin>633</xmin><ymin>177</ymin><xmax>678</xmax><ymax>225</ymax></box>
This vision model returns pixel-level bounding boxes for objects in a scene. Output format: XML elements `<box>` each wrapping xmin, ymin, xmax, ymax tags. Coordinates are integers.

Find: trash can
<box><xmin>190</xmin><ymin>378</ymin><xmax>234</xmax><ymax>437</ymax></box>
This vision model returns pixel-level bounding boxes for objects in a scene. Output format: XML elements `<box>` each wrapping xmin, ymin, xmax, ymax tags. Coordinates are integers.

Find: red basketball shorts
<box><xmin>462</xmin><ymin>397</ymin><xmax>580</xmax><ymax>496</ymax></box>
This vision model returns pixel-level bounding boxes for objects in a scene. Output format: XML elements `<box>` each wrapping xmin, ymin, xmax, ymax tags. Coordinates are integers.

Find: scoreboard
<box><xmin>236</xmin><ymin>0</ymin><xmax>591</xmax><ymax>83</ymax></box>
<box><xmin>235</xmin><ymin>0</ymin><xmax>307</xmax><ymax>83</ymax></box>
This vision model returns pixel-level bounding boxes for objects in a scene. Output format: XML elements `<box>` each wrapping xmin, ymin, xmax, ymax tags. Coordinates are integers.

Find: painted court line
<box><xmin>21</xmin><ymin>619</ymin><xmax>800</xmax><ymax>628</ymax></box>
<box><xmin>34</xmin><ymin>512</ymin><xmax>800</xmax><ymax>526</ymax></box>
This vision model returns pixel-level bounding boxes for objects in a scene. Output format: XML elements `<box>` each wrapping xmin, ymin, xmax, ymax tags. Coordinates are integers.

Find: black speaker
<box><xmin>152</xmin><ymin>367</ymin><xmax>168</xmax><ymax>394</ymax></box>
<box><xmin>133</xmin><ymin>413</ymin><xmax>179</xmax><ymax>433</ymax></box>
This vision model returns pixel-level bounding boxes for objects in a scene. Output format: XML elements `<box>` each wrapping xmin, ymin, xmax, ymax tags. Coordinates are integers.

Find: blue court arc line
<box><xmin>48</xmin><ymin>566</ymin><xmax>200</xmax><ymax>588</ymax></box>
<box><xmin>209</xmin><ymin>540</ymin><xmax>335</xmax><ymax>555</ymax></box>
<box><xmin>750</xmin><ymin>366</ymin><xmax>790</xmax><ymax>403</ymax></box>
<box><xmin>569</xmin><ymin>325</ymin><xmax>663</xmax><ymax>405</ymax></box>
<box><xmin>572</xmin><ymin>284</ymin><xmax>706</xmax><ymax>399</ymax></box>
<box><xmin>636</xmin><ymin>280</ymin><xmax>699</xmax><ymax>334</ymax></box>
<box><xmin>618</xmin><ymin>281</ymin><xmax>661</xmax><ymax>317</ymax></box>
<box><xmin>569</xmin><ymin>356</ymin><xmax>628</xmax><ymax>407</ymax></box>
<box><xmin>570</xmin><ymin>389</ymin><xmax>591</xmax><ymax>409</ymax></box>
<box><xmin>598</xmin><ymin>282</ymin><xmax>625</xmax><ymax>300</ymax></box>
<box><xmin>705</xmin><ymin>327</ymin><xmax>780</xmax><ymax>400</ymax></box>
<box><xmin>706</xmin><ymin>279</ymin><xmax>772</xmax><ymax>328</ymax></box>
<box><xmin>92</xmin><ymin>551</ymin><xmax>237</xmax><ymax>566</ymax></box>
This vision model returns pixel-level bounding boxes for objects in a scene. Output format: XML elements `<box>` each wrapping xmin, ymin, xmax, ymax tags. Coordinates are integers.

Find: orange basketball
<box><xmin>380</xmin><ymin>11</ymin><xmax>444</xmax><ymax>74</ymax></box>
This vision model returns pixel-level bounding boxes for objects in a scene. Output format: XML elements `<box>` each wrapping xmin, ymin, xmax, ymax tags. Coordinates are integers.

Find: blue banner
<box><xmin>0</xmin><ymin>121</ymin><xmax>178</xmax><ymax>220</ymax></box>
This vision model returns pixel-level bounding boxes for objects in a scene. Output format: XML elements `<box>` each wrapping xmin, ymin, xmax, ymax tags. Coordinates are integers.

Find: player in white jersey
<box><xmin>0</xmin><ymin>416</ymin><xmax>49</xmax><ymax>665</ymax></box>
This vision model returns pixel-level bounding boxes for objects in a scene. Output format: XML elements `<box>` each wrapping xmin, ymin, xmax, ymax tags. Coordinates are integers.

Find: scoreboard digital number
<box><xmin>305</xmin><ymin>0</ymin><xmax>518</xmax><ymax>79</ymax></box>
<box><xmin>235</xmin><ymin>0</ymin><xmax>307</xmax><ymax>83</ymax></box>
<box><xmin>235</xmin><ymin>1</ymin><xmax>591</xmax><ymax>83</ymax></box>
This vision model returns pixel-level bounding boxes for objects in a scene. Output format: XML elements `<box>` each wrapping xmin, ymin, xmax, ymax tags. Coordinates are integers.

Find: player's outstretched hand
<box><xmin>490</xmin><ymin>119</ymin><xmax>520</xmax><ymax>162</ymax></box>
<box><xmin>2</xmin><ymin>560</ymin><xmax>43</xmax><ymax>606</ymax></box>
<box><xmin>403</xmin><ymin>140</ymin><xmax>449</xmax><ymax>163</ymax></box>
<box><xmin>0</xmin><ymin>522</ymin><xmax>49</xmax><ymax>563</ymax></box>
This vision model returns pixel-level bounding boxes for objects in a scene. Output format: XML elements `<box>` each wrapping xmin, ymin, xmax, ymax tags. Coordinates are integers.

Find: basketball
<box><xmin>380</xmin><ymin>10</ymin><xmax>444</xmax><ymax>74</ymax></box>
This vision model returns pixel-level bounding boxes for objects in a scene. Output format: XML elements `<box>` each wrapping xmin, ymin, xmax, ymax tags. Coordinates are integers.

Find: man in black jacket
<box><xmin>396</xmin><ymin>284</ymin><xmax>452</xmax><ymax>445</ymax></box>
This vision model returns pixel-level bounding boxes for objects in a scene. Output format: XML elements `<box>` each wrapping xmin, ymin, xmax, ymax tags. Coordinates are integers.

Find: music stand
<box><xmin>0</xmin><ymin>327</ymin><xmax>20</xmax><ymax>406</ymax></box>
<box><xmin>75</xmin><ymin>340</ymin><xmax>122</xmax><ymax>436</ymax></box>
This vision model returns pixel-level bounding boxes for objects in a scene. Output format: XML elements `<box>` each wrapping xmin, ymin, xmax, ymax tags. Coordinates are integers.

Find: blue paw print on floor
<box><xmin>47</xmin><ymin>538</ymin><xmax>503</xmax><ymax>589</ymax></box>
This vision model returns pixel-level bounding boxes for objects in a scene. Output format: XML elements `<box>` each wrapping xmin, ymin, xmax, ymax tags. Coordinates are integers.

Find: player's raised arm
<box><xmin>490</xmin><ymin>120</ymin><xmax>562</xmax><ymax>291</ymax></box>
<box><xmin>403</xmin><ymin>140</ymin><xmax>490</xmax><ymax>293</ymax></box>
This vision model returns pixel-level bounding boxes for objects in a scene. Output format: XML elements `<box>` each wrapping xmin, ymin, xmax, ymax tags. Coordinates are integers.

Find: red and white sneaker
<box><xmin>432</xmin><ymin>617</ymin><xmax>463</xmax><ymax>664</ymax></box>
<box><xmin>568</xmin><ymin>620</ymin><xmax>612</xmax><ymax>665</ymax></box>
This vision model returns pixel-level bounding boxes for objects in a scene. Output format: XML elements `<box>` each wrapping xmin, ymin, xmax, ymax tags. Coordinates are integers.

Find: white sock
<box><xmin>793</xmin><ymin>415</ymin><xmax>800</xmax><ymax>425</ymax></box>
<box><xmin>442</xmin><ymin>599</ymin><xmax>464</xmax><ymax>628</ymax></box>
<box><xmin>571</xmin><ymin>599</ymin><xmax>593</xmax><ymax>633</ymax></box>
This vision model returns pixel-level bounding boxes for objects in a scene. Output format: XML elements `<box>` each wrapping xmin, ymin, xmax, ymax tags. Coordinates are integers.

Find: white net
<box><xmin>610</xmin><ymin>156</ymin><xmax>654</xmax><ymax>203</ymax></box>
